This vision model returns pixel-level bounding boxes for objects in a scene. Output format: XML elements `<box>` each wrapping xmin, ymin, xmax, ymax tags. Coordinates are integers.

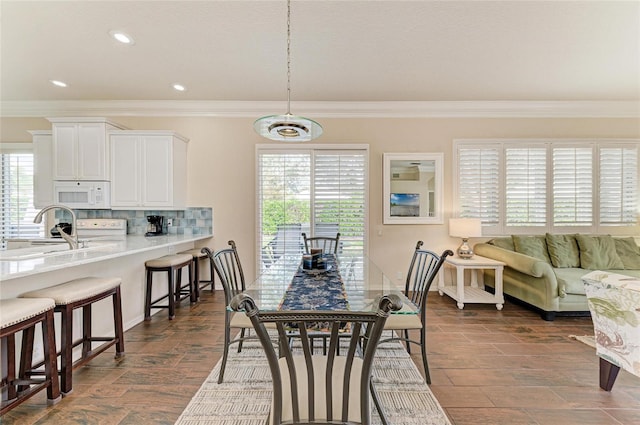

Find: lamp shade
<box><xmin>449</xmin><ymin>218</ymin><xmax>482</xmax><ymax>238</ymax></box>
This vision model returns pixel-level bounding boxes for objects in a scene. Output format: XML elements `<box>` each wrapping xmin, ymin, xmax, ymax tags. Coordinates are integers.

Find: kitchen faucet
<box><xmin>33</xmin><ymin>204</ymin><xmax>79</xmax><ymax>249</ymax></box>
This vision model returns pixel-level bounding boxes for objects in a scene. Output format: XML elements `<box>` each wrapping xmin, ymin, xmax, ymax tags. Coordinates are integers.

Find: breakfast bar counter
<box><xmin>1</xmin><ymin>234</ymin><xmax>213</xmax><ymax>330</ymax></box>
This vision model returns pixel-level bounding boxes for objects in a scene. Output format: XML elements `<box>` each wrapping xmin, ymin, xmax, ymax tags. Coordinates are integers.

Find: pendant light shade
<box><xmin>254</xmin><ymin>0</ymin><xmax>323</xmax><ymax>142</ymax></box>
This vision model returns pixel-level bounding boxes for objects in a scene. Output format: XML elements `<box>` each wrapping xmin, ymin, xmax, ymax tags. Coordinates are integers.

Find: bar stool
<box><xmin>1</xmin><ymin>298</ymin><xmax>61</xmax><ymax>413</ymax></box>
<box><xmin>144</xmin><ymin>253</ymin><xmax>194</xmax><ymax>321</ymax></box>
<box><xmin>19</xmin><ymin>277</ymin><xmax>125</xmax><ymax>395</ymax></box>
<box><xmin>178</xmin><ymin>247</ymin><xmax>215</xmax><ymax>300</ymax></box>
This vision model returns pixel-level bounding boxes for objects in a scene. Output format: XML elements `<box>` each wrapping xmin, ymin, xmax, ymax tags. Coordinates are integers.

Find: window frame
<box><xmin>0</xmin><ymin>143</ymin><xmax>45</xmax><ymax>247</ymax></box>
<box><xmin>255</xmin><ymin>143</ymin><xmax>370</xmax><ymax>270</ymax></box>
<box><xmin>453</xmin><ymin>138</ymin><xmax>640</xmax><ymax>236</ymax></box>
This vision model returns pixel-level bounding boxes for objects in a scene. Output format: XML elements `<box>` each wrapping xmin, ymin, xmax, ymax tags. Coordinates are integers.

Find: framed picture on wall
<box><xmin>383</xmin><ymin>153</ymin><xmax>444</xmax><ymax>224</ymax></box>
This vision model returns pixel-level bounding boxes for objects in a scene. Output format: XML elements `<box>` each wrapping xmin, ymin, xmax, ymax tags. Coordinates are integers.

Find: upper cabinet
<box><xmin>110</xmin><ymin>131</ymin><xmax>189</xmax><ymax>210</ymax></box>
<box><xmin>48</xmin><ymin>118</ymin><xmax>127</xmax><ymax>180</ymax></box>
<box><xmin>30</xmin><ymin>130</ymin><xmax>54</xmax><ymax>208</ymax></box>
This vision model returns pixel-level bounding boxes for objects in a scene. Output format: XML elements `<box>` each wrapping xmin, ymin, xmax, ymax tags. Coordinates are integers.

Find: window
<box><xmin>0</xmin><ymin>144</ymin><xmax>44</xmax><ymax>248</ymax></box>
<box><xmin>454</xmin><ymin>139</ymin><xmax>639</xmax><ymax>235</ymax></box>
<box><xmin>257</xmin><ymin>145</ymin><xmax>368</xmax><ymax>270</ymax></box>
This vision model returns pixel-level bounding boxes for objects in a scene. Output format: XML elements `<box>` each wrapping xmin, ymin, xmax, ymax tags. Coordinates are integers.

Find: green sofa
<box><xmin>474</xmin><ymin>234</ymin><xmax>640</xmax><ymax>321</ymax></box>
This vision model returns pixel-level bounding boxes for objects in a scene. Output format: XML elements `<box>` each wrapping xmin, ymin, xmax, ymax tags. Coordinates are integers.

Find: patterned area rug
<box><xmin>175</xmin><ymin>336</ymin><xmax>451</xmax><ymax>425</ymax></box>
<box><xmin>570</xmin><ymin>334</ymin><xmax>596</xmax><ymax>348</ymax></box>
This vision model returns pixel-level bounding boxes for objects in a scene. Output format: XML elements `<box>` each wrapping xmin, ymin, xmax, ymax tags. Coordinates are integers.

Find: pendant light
<box><xmin>254</xmin><ymin>0</ymin><xmax>323</xmax><ymax>142</ymax></box>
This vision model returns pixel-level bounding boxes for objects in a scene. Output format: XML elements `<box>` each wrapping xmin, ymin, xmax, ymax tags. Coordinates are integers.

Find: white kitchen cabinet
<box><xmin>48</xmin><ymin>118</ymin><xmax>126</xmax><ymax>180</ymax></box>
<box><xmin>30</xmin><ymin>130</ymin><xmax>54</xmax><ymax>208</ymax></box>
<box><xmin>110</xmin><ymin>131</ymin><xmax>189</xmax><ymax>209</ymax></box>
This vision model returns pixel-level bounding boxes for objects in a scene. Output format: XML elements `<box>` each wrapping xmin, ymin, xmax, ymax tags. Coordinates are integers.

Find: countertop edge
<box><xmin>1</xmin><ymin>234</ymin><xmax>213</xmax><ymax>282</ymax></box>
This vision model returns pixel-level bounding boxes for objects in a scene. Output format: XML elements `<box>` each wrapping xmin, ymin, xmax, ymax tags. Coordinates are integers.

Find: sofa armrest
<box><xmin>474</xmin><ymin>243</ymin><xmax>553</xmax><ymax>278</ymax></box>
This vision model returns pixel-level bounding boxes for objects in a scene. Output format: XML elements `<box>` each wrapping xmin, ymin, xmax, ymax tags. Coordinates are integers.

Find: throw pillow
<box><xmin>512</xmin><ymin>235</ymin><xmax>552</xmax><ymax>264</ymax></box>
<box><xmin>489</xmin><ymin>237</ymin><xmax>515</xmax><ymax>251</ymax></box>
<box><xmin>574</xmin><ymin>234</ymin><xmax>624</xmax><ymax>270</ymax></box>
<box><xmin>545</xmin><ymin>233</ymin><xmax>580</xmax><ymax>268</ymax></box>
<box><xmin>614</xmin><ymin>237</ymin><xmax>640</xmax><ymax>270</ymax></box>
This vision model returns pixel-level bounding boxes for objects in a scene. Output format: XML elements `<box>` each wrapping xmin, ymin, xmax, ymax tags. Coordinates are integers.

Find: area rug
<box><xmin>175</xmin><ymin>337</ymin><xmax>452</xmax><ymax>425</ymax></box>
<box><xmin>570</xmin><ymin>334</ymin><xmax>596</xmax><ymax>349</ymax></box>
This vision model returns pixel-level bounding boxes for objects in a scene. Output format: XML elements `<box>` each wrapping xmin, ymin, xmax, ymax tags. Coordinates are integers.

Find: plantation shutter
<box><xmin>313</xmin><ymin>151</ymin><xmax>366</xmax><ymax>253</ymax></box>
<box><xmin>552</xmin><ymin>147</ymin><xmax>593</xmax><ymax>226</ymax></box>
<box><xmin>505</xmin><ymin>147</ymin><xmax>547</xmax><ymax>227</ymax></box>
<box><xmin>0</xmin><ymin>146</ymin><xmax>44</xmax><ymax>248</ymax></box>
<box><xmin>599</xmin><ymin>145</ymin><xmax>639</xmax><ymax>225</ymax></box>
<box><xmin>257</xmin><ymin>147</ymin><xmax>367</xmax><ymax>271</ymax></box>
<box><xmin>456</xmin><ymin>145</ymin><xmax>500</xmax><ymax>226</ymax></box>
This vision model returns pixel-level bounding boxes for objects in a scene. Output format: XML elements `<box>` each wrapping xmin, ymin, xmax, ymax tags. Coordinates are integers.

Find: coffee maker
<box><xmin>145</xmin><ymin>215</ymin><xmax>164</xmax><ymax>236</ymax></box>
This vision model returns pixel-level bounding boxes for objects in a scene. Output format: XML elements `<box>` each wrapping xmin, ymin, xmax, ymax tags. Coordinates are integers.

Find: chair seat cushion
<box><xmin>1</xmin><ymin>298</ymin><xmax>55</xmax><ymax>329</ymax></box>
<box><xmin>273</xmin><ymin>355</ymin><xmax>364</xmax><ymax>424</ymax></box>
<box><xmin>145</xmin><ymin>254</ymin><xmax>193</xmax><ymax>268</ymax></box>
<box><xmin>178</xmin><ymin>248</ymin><xmax>208</xmax><ymax>259</ymax></box>
<box><xmin>20</xmin><ymin>276</ymin><xmax>121</xmax><ymax>305</ymax></box>
<box><xmin>230</xmin><ymin>312</ymin><xmax>276</xmax><ymax>329</ymax></box>
<box><xmin>383</xmin><ymin>313</ymin><xmax>422</xmax><ymax>330</ymax></box>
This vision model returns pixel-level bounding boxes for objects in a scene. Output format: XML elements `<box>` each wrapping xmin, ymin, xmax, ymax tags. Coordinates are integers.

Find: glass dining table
<box><xmin>241</xmin><ymin>253</ymin><xmax>418</xmax><ymax>315</ymax></box>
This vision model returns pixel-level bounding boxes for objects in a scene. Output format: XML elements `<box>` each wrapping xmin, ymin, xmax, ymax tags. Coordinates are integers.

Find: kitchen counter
<box><xmin>1</xmin><ymin>234</ymin><xmax>212</xmax><ymax>282</ymax></box>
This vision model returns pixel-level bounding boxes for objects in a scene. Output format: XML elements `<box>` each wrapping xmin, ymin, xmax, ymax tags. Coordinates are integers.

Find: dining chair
<box><xmin>379</xmin><ymin>241</ymin><xmax>453</xmax><ymax>384</ymax></box>
<box><xmin>202</xmin><ymin>241</ymin><xmax>254</xmax><ymax>384</ymax></box>
<box><xmin>302</xmin><ymin>232</ymin><xmax>341</xmax><ymax>255</ymax></box>
<box><xmin>230</xmin><ymin>293</ymin><xmax>403</xmax><ymax>425</ymax></box>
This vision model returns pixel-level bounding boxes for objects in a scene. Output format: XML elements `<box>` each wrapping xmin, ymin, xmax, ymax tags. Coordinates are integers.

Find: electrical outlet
<box><xmin>396</xmin><ymin>271</ymin><xmax>402</xmax><ymax>281</ymax></box>
<box><xmin>167</xmin><ymin>218</ymin><xmax>173</xmax><ymax>227</ymax></box>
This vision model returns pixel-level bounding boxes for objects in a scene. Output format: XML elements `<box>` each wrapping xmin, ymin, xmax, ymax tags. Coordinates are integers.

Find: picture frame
<box><xmin>383</xmin><ymin>153</ymin><xmax>444</xmax><ymax>224</ymax></box>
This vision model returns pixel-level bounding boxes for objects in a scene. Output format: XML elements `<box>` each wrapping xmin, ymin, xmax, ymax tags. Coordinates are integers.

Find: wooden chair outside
<box><xmin>379</xmin><ymin>242</ymin><xmax>453</xmax><ymax>384</ymax></box>
<box><xmin>302</xmin><ymin>232</ymin><xmax>341</xmax><ymax>255</ymax></box>
<box><xmin>230</xmin><ymin>293</ymin><xmax>402</xmax><ymax>425</ymax></box>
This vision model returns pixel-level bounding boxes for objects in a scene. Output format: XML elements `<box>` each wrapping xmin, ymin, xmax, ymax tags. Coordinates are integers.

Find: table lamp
<box><xmin>449</xmin><ymin>218</ymin><xmax>482</xmax><ymax>259</ymax></box>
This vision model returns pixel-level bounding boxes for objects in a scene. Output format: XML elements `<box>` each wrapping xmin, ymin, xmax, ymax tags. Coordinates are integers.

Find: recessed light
<box><xmin>50</xmin><ymin>80</ymin><xmax>67</xmax><ymax>87</ymax></box>
<box><xmin>109</xmin><ymin>30</ymin><xmax>134</xmax><ymax>45</ymax></box>
<box><xmin>172</xmin><ymin>84</ymin><xmax>186</xmax><ymax>92</ymax></box>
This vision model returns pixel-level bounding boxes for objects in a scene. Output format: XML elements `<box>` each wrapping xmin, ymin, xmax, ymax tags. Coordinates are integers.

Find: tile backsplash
<box><xmin>55</xmin><ymin>207</ymin><xmax>213</xmax><ymax>236</ymax></box>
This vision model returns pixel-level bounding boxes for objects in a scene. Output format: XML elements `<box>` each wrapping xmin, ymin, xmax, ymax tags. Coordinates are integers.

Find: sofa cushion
<box><xmin>614</xmin><ymin>237</ymin><xmax>640</xmax><ymax>270</ymax></box>
<box><xmin>554</xmin><ymin>268</ymin><xmax>590</xmax><ymax>296</ymax></box>
<box><xmin>512</xmin><ymin>235</ymin><xmax>552</xmax><ymax>264</ymax></box>
<box><xmin>489</xmin><ymin>237</ymin><xmax>514</xmax><ymax>251</ymax></box>
<box><xmin>545</xmin><ymin>233</ymin><xmax>580</xmax><ymax>268</ymax></box>
<box><xmin>575</xmin><ymin>234</ymin><xmax>624</xmax><ymax>270</ymax></box>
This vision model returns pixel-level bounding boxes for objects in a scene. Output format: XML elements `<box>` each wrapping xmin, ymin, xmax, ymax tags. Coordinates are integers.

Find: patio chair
<box><xmin>302</xmin><ymin>232</ymin><xmax>341</xmax><ymax>255</ymax></box>
<box><xmin>230</xmin><ymin>293</ymin><xmax>403</xmax><ymax>425</ymax></box>
<box><xmin>379</xmin><ymin>241</ymin><xmax>453</xmax><ymax>384</ymax></box>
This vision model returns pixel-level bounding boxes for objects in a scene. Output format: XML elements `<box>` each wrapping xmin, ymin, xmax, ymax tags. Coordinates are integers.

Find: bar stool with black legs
<box><xmin>1</xmin><ymin>298</ymin><xmax>61</xmax><ymax>413</ymax></box>
<box><xmin>178</xmin><ymin>247</ymin><xmax>215</xmax><ymax>300</ymax></box>
<box><xmin>144</xmin><ymin>253</ymin><xmax>194</xmax><ymax>320</ymax></box>
<box><xmin>19</xmin><ymin>276</ymin><xmax>125</xmax><ymax>395</ymax></box>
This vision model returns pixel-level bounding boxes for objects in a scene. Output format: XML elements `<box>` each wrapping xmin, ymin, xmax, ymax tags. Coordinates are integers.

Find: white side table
<box><xmin>438</xmin><ymin>255</ymin><xmax>505</xmax><ymax>310</ymax></box>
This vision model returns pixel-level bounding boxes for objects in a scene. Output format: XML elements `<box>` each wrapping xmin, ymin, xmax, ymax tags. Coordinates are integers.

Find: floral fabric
<box><xmin>582</xmin><ymin>270</ymin><xmax>640</xmax><ymax>378</ymax></box>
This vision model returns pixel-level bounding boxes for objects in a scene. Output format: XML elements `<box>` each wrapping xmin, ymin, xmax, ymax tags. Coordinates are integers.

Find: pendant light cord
<box><xmin>286</xmin><ymin>0</ymin><xmax>291</xmax><ymax>115</ymax></box>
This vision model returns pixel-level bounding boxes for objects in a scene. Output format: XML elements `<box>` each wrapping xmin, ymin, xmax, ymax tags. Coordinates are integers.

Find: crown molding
<box><xmin>1</xmin><ymin>100</ymin><xmax>638</xmax><ymax>118</ymax></box>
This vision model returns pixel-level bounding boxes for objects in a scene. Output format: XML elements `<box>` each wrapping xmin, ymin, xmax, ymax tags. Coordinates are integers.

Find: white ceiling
<box><xmin>1</xmin><ymin>1</ymin><xmax>639</xmax><ymax>116</ymax></box>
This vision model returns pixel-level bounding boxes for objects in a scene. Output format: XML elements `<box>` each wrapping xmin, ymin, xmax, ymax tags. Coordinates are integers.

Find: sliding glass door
<box><xmin>256</xmin><ymin>146</ymin><xmax>368</xmax><ymax>270</ymax></box>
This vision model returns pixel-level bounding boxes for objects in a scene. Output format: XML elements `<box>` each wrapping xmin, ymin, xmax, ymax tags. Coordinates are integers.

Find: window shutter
<box><xmin>552</xmin><ymin>147</ymin><xmax>593</xmax><ymax>226</ymax></box>
<box><xmin>313</xmin><ymin>151</ymin><xmax>366</xmax><ymax>253</ymax></box>
<box><xmin>257</xmin><ymin>148</ymin><xmax>367</xmax><ymax>271</ymax></box>
<box><xmin>599</xmin><ymin>145</ymin><xmax>638</xmax><ymax>225</ymax></box>
<box><xmin>0</xmin><ymin>152</ymin><xmax>44</xmax><ymax>248</ymax></box>
<box><xmin>457</xmin><ymin>146</ymin><xmax>500</xmax><ymax>225</ymax></box>
<box><xmin>505</xmin><ymin>147</ymin><xmax>547</xmax><ymax>226</ymax></box>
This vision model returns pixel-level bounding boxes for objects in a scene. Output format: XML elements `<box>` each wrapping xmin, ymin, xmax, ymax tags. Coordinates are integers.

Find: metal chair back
<box><xmin>231</xmin><ymin>293</ymin><xmax>402</xmax><ymax>425</ymax></box>
<box><xmin>302</xmin><ymin>232</ymin><xmax>341</xmax><ymax>255</ymax></box>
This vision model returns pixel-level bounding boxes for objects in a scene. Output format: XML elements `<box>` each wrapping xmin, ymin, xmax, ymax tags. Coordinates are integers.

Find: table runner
<box><xmin>279</xmin><ymin>254</ymin><xmax>350</xmax><ymax>311</ymax></box>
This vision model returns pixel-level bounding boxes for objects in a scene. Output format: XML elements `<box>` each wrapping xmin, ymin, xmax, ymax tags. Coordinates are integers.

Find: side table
<box><xmin>437</xmin><ymin>254</ymin><xmax>505</xmax><ymax>310</ymax></box>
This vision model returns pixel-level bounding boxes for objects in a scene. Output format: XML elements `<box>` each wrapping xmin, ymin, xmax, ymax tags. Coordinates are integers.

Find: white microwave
<box><xmin>53</xmin><ymin>181</ymin><xmax>111</xmax><ymax>209</ymax></box>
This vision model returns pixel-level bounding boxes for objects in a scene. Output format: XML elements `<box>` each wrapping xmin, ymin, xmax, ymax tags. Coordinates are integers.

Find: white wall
<box><xmin>3</xmin><ymin>116</ymin><xmax>639</xmax><ymax>284</ymax></box>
